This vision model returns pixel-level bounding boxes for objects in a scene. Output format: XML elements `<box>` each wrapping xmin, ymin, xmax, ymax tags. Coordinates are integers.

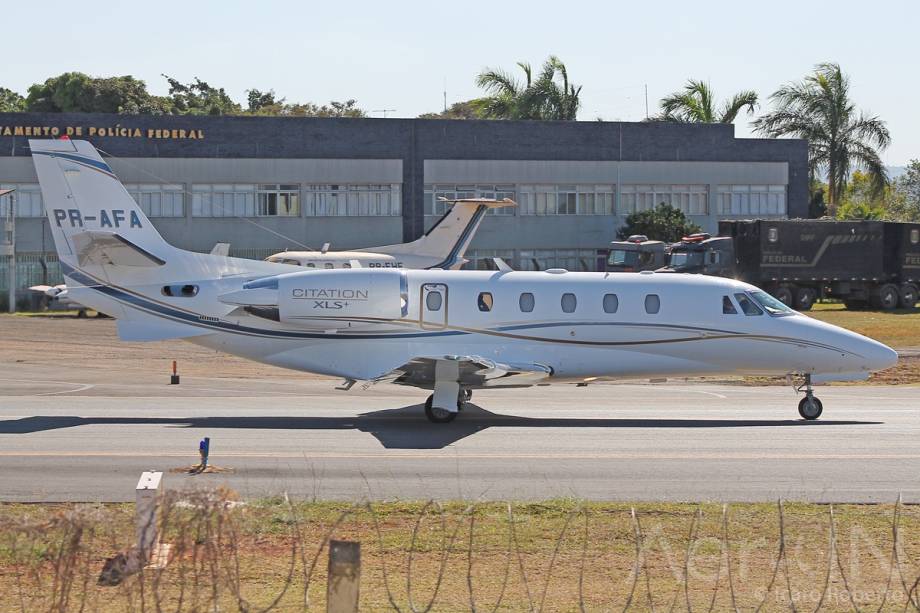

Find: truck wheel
<box><xmin>772</xmin><ymin>286</ymin><xmax>794</xmax><ymax>307</ymax></box>
<box><xmin>871</xmin><ymin>284</ymin><xmax>900</xmax><ymax>310</ymax></box>
<box><xmin>899</xmin><ymin>284</ymin><xmax>918</xmax><ymax>309</ymax></box>
<box><xmin>794</xmin><ymin>287</ymin><xmax>817</xmax><ymax>311</ymax></box>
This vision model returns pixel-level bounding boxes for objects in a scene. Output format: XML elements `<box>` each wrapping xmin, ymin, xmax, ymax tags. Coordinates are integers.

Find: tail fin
<box><xmin>370</xmin><ymin>198</ymin><xmax>515</xmax><ymax>269</ymax></box>
<box><xmin>30</xmin><ymin>139</ymin><xmax>173</xmax><ymax>269</ymax></box>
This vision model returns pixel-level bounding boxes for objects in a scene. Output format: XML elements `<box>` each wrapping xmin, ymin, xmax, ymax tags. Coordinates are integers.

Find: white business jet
<box><xmin>31</xmin><ymin>139</ymin><xmax>898</xmax><ymax>423</ymax></box>
<box><xmin>265</xmin><ymin>198</ymin><xmax>514</xmax><ymax>270</ymax></box>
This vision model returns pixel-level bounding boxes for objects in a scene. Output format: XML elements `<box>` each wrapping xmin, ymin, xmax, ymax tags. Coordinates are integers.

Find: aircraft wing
<box><xmin>374</xmin><ymin>355</ymin><xmax>552</xmax><ymax>389</ymax></box>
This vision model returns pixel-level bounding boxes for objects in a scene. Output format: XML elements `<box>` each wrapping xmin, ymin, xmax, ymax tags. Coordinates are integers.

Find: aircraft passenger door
<box><xmin>420</xmin><ymin>283</ymin><xmax>448</xmax><ymax>330</ymax></box>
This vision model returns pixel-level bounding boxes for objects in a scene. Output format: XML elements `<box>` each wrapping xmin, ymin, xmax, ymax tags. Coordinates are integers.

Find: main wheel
<box><xmin>798</xmin><ymin>396</ymin><xmax>823</xmax><ymax>420</ymax></box>
<box><xmin>794</xmin><ymin>287</ymin><xmax>817</xmax><ymax>311</ymax></box>
<box><xmin>871</xmin><ymin>284</ymin><xmax>900</xmax><ymax>310</ymax></box>
<box><xmin>462</xmin><ymin>388</ymin><xmax>473</xmax><ymax>402</ymax></box>
<box><xmin>424</xmin><ymin>395</ymin><xmax>458</xmax><ymax>423</ymax></box>
<box><xmin>899</xmin><ymin>284</ymin><xmax>918</xmax><ymax>309</ymax></box>
<box><xmin>772</xmin><ymin>286</ymin><xmax>794</xmax><ymax>307</ymax></box>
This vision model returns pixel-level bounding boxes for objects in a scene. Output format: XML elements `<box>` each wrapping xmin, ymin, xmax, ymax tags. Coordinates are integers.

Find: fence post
<box><xmin>136</xmin><ymin>471</ymin><xmax>163</xmax><ymax>562</ymax></box>
<box><xmin>327</xmin><ymin>540</ymin><xmax>360</xmax><ymax>613</ymax></box>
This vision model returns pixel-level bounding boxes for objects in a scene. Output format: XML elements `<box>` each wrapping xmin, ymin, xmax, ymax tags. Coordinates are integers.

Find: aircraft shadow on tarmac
<box><xmin>0</xmin><ymin>404</ymin><xmax>882</xmax><ymax>449</ymax></box>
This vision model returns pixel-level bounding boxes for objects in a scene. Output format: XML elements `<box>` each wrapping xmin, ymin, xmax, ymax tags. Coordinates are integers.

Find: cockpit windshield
<box><xmin>749</xmin><ymin>290</ymin><xmax>796</xmax><ymax>316</ymax></box>
<box><xmin>668</xmin><ymin>250</ymin><xmax>703</xmax><ymax>271</ymax></box>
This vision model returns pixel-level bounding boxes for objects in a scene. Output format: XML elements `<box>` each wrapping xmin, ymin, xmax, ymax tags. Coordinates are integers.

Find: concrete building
<box><xmin>0</xmin><ymin>112</ymin><xmax>807</xmax><ymax>286</ymax></box>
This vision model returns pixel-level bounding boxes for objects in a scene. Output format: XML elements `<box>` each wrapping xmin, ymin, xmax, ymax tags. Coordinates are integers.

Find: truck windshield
<box><xmin>607</xmin><ymin>250</ymin><xmax>638</xmax><ymax>267</ymax></box>
<box><xmin>668</xmin><ymin>251</ymin><xmax>703</xmax><ymax>271</ymax></box>
<box><xmin>749</xmin><ymin>290</ymin><xmax>796</xmax><ymax>316</ymax></box>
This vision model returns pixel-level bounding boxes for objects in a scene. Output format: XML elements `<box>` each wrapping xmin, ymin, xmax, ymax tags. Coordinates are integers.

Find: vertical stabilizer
<box><xmin>30</xmin><ymin>139</ymin><xmax>172</xmax><ymax>269</ymax></box>
<box><xmin>369</xmin><ymin>198</ymin><xmax>515</xmax><ymax>269</ymax></box>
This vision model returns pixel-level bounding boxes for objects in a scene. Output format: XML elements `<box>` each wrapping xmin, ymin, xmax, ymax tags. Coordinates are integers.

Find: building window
<box><xmin>423</xmin><ymin>184</ymin><xmax>516</xmax><ymax>218</ymax></box>
<box><xmin>718</xmin><ymin>185</ymin><xmax>786</xmax><ymax>216</ymax></box>
<box><xmin>517</xmin><ymin>249</ymin><xmax>603</xmax><ymax>272</ymax></box>
<box><xmin>0</xmin><ymin>183</ymin><xmax>44</xmax><ymax>217</ymax></box>
<box><xmin>603</xmin><ymin>293</ymin><xmax>619</xmax><ymax>313</ymax></box>
<box><xmin>645</xmin><ymin>294</ymin><xmax>660</xmax><ymax>314</ymax></box>
<box><xmin>192</xmin><ymin>184</ymin><xmax>298</xmax><ymax>217</ymax></box>
<box><xmin>620</xmin><ymin>185</ymin><xmax>708</xmax><ymax>215</ymax></box>
<box><xmin>519</xmin><ymin>292</ymin><xmax>535</xmax><ymax>312</ymax></box>
<box><xmin>305</xmin><ymin>184</ymin><xmax>401</xmax><ymax>216</ymax></box>
<box><xmin>477</xmin><ymin>292</ymin><xmax>493</xmax><ymax>312</ymax></box>
<box><xmin>561</xmin><ymin>293</ymin><xmax>577</xmax><ymax>313</ymax></box>
<box><xmin>518</xmin><ymin>184</ymin><xmax>614</xmax><ymax>216</ymax></box>
<box><xmin>462</xmin><ymin>249</ymin><xmax>516</xmax><ymax>270</ymax></box>
<box><xmin>124</xmin><ymin>183</ymin><xmax>185</xmax><ymax>217</ymax></box>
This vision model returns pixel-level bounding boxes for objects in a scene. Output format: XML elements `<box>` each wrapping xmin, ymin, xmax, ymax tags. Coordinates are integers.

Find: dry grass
<box><xmin>1</xmin><ymin>493</ymin><xmax>919</xmax><ymax>612</ymax></box>
<box><xmin>807</xmin><ymin>302</ymin><xmax>920</xmax><ymax>349</ymax></box>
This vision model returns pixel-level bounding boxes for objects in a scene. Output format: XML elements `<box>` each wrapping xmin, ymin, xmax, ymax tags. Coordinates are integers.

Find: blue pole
<box><xmin>199</xmin><ymin>437</ymin><xmax>210</xmax><ymax>468</ymax></box>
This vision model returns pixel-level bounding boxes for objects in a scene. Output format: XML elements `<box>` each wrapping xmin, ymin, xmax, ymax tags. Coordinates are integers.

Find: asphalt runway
<box><xmin>1</xmin><ymin>364</ymin><xmax>918</xmax><ymax>503</ymax></box>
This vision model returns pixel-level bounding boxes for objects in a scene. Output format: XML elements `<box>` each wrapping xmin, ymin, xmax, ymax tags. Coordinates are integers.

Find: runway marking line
<box><xmin>2</xmin><ymin>451</ymin><xmax>920</xmax><ymax>460</ymax></box>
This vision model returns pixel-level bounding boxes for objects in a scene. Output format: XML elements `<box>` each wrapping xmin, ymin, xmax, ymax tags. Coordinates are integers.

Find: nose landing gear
<box><xmin>795</xmin><ymin>374</ymin><xmax>823</xmax><ymax>420</ymax></box>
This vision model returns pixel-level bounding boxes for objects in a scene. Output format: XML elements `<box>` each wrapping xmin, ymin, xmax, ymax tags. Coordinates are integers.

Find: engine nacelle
<box><xmin>277</xmin><ymin>269</ymin><xmax>406</xmax><ymax>329</ymax></box>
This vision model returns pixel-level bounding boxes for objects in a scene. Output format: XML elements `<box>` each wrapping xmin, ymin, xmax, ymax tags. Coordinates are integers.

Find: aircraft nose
<box><xmin>859</xmin><ymin>338</ymin><xmax>899</xmax><ymax>372</ymax></box>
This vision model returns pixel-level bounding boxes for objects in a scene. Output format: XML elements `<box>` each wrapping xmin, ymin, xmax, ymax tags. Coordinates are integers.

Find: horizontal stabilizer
<box><xmin>72</xmin><ymin>231</ymin><xmax>166</xmax><ymax>268</ymax></box>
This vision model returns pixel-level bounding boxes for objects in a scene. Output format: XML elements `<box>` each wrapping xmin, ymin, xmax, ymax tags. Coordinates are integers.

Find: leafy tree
<box><xmin>753</xmin><ymin>63</ymin><xmax>890</xmax><ymax>211</ymax></box>
<box><xmin>617</xmin><ymin>203</ymin><xmax>702</xmax><ymax>243</ymax></box>
<box><xmin>0</xmin><ymin>88</ymin><xmax>25</xmax><ymax>112</ymax></box>
<box><xmin>163</xmin><ymin>75</ymin><xmax>241</xmax><ymax>115</ymax></box>
<box><xmin>275</xmin><ymin>99</ymin><xmax>366</xmax><ymax>117</ymax></box>
<box><xmin>418</xmin><ymin>99</ymin><xmax>487</xmax><ymax>119</ymax></box>
<box><xmin>887</xmin><ymin>159</ymin><xmax>920</xmax><ymax>221</ymax></box>
<box><xmin>246</xmin><ymin>88</ymin><xmax>279</xmax><ymax>113</ymax></box>
<box><xmin>24</xmin><ymin>73</ymin><xmax>169</xmax><ymax>114</ymax></box>
<box><xmin>657</xmin><ymin>80</ymin><xmax>757</xmax><ymax>123</ymax></box>
<box><xmin>476</xmin><ymin>56</ymin><xmax>581</xmax><ymax>120</ymax></box>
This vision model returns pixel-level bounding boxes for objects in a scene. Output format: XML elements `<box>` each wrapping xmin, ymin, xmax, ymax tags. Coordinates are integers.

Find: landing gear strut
<box><xmin>796</xmin><ymin>374</ymin><xmax>823</xmax><ymax>420</ymax></box>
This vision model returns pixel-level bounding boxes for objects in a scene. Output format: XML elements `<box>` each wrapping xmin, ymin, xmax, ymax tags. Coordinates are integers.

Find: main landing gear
<box><xmin>424</xmin><ymin>389</ymin><xmax>469</xmax><ymax>423</ymax></box>
<box><xmin>795</xmin><ymin>374</ymin><xmax>823</xmax><ymax>420</ymax></box>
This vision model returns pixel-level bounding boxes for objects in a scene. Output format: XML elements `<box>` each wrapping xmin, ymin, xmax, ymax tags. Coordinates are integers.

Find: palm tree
<box><xmin>753</xmin><ymin>63</ymin><xmax>890</xmax><ymax>208</ymax></box>
<box><xmin>475</xmin><ymin>56</ymin><xmax>581</xmax><ymax>120</ymax></box>
<box><xmin>658</xmin><ymin>80</ymin><xmax>758</xmax><ymax>123</ymax></box>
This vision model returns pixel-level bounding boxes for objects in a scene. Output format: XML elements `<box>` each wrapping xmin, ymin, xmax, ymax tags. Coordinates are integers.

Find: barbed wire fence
<box><xmin>1</xmin><ymin>490</ymin><xmax>918</xmax><ymax>612</ymax></box>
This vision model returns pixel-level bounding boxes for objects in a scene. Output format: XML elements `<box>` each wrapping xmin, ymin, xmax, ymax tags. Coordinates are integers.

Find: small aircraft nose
<box><xmin>858</xmin><ymin>337</ymin><xmax>899</xmax><ymax>372</ymax></box>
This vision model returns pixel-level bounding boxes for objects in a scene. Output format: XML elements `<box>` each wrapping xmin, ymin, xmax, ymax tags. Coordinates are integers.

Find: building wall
<box><xmin>0</xmin><ymin>112</ymin><xmax>809</xmax><ymax>265</ymax></box>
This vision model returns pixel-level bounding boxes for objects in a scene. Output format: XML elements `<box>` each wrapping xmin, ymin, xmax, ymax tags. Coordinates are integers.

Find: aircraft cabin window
<box><xmin>723</xmin><ymin>295</ymin><xmax>738</xmax><ymax>314</ymax></box>
<box><xmin>306</xmin><ymin>263</ymin><xmax>316</xmax><ymax>268</ymax></box>
<box><xmin>426</xmin><ymin>290</ymin><xmax>443</xmax><ymax>311</ymax></box>
<box><xmin>603</xmin><ymin>293</ymin><xmax>619</xmax><ymax>313</ymax></box>
<box><xmin>324</xmin><ymin>263</ymin><xmax>334</xmax><ymax>269</ymax></box>
<box><xmin>561</xmin><ymin>293</ymin><xmax>577</xmax><ymax>313</ymax></box>
<box><xmin>645</xmin><ymin>294</ymin><xmax>660</xmax><ymax>314</ymax></box>
<box><xmin>519</xmin><ymin>292</ymin><xmax>535</xmax><ymax>312</ymax></box>
<box><xmin>477</xmin><ymin>292</ymin><xmax>494</xmax><ymax>312</ymax></box>
<box><xmin>734</xmin><ymin>293</ymin><xmax>763</xmax><ymax>315</ymax></box>
<box><xmin>342</xmin><ymin>262</ymin><xmax>352</xmax><ymax>269</ymax></box>
<box><xmin>162</xmin><ymin>284</ymin><xmax>199</xmax><ymax>297</ymax></box>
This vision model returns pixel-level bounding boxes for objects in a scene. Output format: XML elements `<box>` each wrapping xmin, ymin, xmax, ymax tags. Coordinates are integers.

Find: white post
<box><xmin>135</xmin><ymin>471</ymin><xmax>163</xmax><ymax>561</ymax></box>
<box><xmin>327</xmin><ymin>540</ymin><xmax>360</xmax><ymax>613</ymax></box>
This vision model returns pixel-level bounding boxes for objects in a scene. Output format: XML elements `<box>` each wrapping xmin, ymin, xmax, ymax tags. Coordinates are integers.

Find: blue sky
<box><xmin>5</xmin><ymin>0</ymin><xmax>916</xmax><ymax>164</ymax></box>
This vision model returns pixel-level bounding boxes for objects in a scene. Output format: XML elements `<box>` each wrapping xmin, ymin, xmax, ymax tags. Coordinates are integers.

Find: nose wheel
<box><xmin>795</xmin><ymin>374</ymin><xmax>823</xmax><ymax>420</ymax></box>
<box><xmin>798</xmin><ymin>396</ymin><xmax>823</xmax><ymax>420</ymax></box>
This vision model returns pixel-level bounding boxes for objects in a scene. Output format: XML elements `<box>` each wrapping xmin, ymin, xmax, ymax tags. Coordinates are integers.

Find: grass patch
<box><xmin>1</xmin><ymin>496</ymin><xmax>918</xmax><ymax>611</ymax></box>
<box><xmin>808</xmin><ymin>302</ymin><xmax>920</xmax><ymax>348</ymax></box>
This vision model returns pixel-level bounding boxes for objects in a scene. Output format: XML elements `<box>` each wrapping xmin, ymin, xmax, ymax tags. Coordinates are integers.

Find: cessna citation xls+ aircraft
<box><xmin>31</xmin><ymin>139</ymin><xmax>898</xmax><ymax>423</ymax></box>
